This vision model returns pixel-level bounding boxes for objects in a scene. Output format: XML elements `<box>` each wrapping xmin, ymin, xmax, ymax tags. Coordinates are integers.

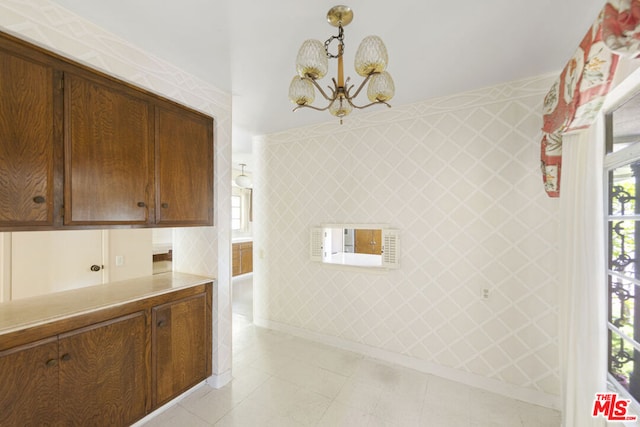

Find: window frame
<box><xmin>231</xmin><ymin>187</ymin><xmax>252</xmax><ymax>233</ymax></box>
<box><xmin>603</xmin><ymin>82</ymin><xmax>640</xmax><ymax>417</ymax></box>
<box><xmin>231</xmin><ymin>194</ymin><xmax>241</xmax><ymax>231</ymax></box>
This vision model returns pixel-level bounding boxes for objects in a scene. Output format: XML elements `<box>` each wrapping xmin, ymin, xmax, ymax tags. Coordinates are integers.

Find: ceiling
<box><xmin>49</xmin><ymin>0</ymin><xmax>606</xmax><ymax>171</ymax></box>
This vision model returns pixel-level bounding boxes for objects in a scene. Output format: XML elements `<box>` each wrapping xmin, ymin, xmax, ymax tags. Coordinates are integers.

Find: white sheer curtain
<box><xmin>558</xmin><ymin>124</ymin><xmax>607</xmax><ymax>427</ymax></box>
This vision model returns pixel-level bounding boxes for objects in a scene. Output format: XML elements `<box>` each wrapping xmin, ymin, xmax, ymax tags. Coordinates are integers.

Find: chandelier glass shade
<box><xmin>354</xmin><ymin>36</ymin><xmax>388</xmax><ymax>76</ymax></box>
<box><xmin>288</xmin><ymin>5</ymin><xmax>394</xmax><ymax>123</ymax></box>
<box><xmin>296</xmin><ymin>40</ymin><xmax>328</xmax><ymax>79</ymax></box>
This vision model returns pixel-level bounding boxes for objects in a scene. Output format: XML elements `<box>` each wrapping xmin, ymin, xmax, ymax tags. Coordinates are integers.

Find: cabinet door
<box><xmin>64</xmin><ymin>73</ymin><xmax>153</xmax><ymax>225</ymax></box>
<box><xmin>155</xmin><ymin>105</ymin><xmax>213</xmax><ymax>226</ymax></box>
<box><xmin>232</xmin><ymin>243</ymin><xmax>241</xmax><ymax>276</ymax></box>
<box><xmin>0</xmin><ymin>51</ymin><xmax>56</xmax><ymax>226</ymax></box>
<box><xmin>58</xmin><ymin>311</ymin><xmax>148</xmax><ymax>426</ymax></box>
<box><xmin>355</xmin><ymin>229</ymin><xmax>382</xmax><ymax>255</ymax></box>
<box><xmin>240</xmin><ymin>242</ymin><xmax>253</xmax><ymax>274</ymax></box>
<box><xmin>0</xmin><ymin>338</ymin><xmax>59</xmax><ymax>426</ymax></box>
<box><xmin>152</xmin><ymin>293</ymin><xmax>208</xmax><ymax>407</ymax></box>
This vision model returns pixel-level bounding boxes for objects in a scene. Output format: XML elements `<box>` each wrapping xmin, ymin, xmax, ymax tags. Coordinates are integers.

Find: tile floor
<box><xmin>141</xmin><ymin>314</ymin><xmax>561</xmax><ymax>426</ymax></box>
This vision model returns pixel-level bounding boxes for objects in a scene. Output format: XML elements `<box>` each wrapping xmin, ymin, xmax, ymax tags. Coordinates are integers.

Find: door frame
<box><xmin>0</xmin><ymin>233</ymin><xmax>10</xmax><ymax>302</ymax></box>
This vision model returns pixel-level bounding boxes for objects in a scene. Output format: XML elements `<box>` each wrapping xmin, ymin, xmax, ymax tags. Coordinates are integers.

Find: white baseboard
<box><xmin>129</xmin><ymin>372</ymin><xmax>232</xmax><ymax>426</ymax></box>
<box><xmin>129</xmin><ymin>380</ymin><xmax>208</xmax><ymax>426</ymax></box>
<box><xmin>207</xmin><ymin>370</ymin><xmax>232</xmax><ymax>389</ymax></box>
<box><xmin>254</xmin><ymin>317</ymin><xmax>560</xmax><ymax>410</ymax></box>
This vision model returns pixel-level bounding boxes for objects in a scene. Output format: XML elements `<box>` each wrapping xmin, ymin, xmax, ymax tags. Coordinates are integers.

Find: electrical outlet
<box><xmin>482</xmin><ymin>288</ymin><xmax>490</xmax><ymax>299</ymax></box>
<box><xmin>115</xmin><ymin>255</ymin><xmax>124</xmax><ymax>267</ymax></box>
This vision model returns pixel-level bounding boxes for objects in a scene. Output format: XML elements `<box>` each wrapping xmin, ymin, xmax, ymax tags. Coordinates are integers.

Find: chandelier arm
<box><xmin>348</xmin><ymin>73</ymin><xmax>374</xmax><ymax>100</ymax></box>
<box><xmin>307</xmin><ymin>76</ymin><xmax>335</xmax><ymax>101</ymax></box>
<box><xmin>343</xmin><ymin>83</ymin><xmax>355</xmax><ymax>98</ymax></box>
<box><xmin>347</xmin><ymin>99</ymin><xmax>392</xmax><ymax>110</ymax></box>
<box><xmin>292</xmin><ymin>102</ymin><xmax>333</xmax><ymax>113</ymax></box>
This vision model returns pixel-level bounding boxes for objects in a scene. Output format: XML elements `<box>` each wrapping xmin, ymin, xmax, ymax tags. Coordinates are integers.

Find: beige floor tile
<box><xmin>271</xmin><ymin>357</ymin><xmax>349</xmax><ymax>398</ymax></box>
<box><xmin>311</xmin><ymin>346</ymin><xmax>364</xmax><ymax>377</ymax></box>
<box><xmin>142</xmin><ymin>404</ymin><xmax>211</xmax><ymax>427</ymax></box>
<box><xmin>179</xmin><ymin>387</ymin><xmax>236</xmax><ymax>424</ymax></box>
<box><xmin>334</xmin><ymin>378</ymin><xmax>384</xmax><ymax>413</ymax></box>
<box><xmin>316</xmin><ymin>400</ymin><xmax>372</xmax><ymax>427</ymax></box>
<box><xmin>143</xmin><ymin>315</ymin><xmax>562</xmax><ymax>427</ymax></box>
<box><xmin>215</xmin><ymin>377</ymin><xmax>331</xmax><ymax>427</ymax></box>
<box><xmin>373</xmin><ymin>388</ymin><xmax>425</xmax><ymax>425</ymax></box>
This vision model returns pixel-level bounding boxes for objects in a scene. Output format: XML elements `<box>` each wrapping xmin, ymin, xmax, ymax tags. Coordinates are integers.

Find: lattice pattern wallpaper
<box><xmin>254</xmin><ymin>74</ymin><xmax>561</xmax><ymax>400</ymax></box>
<box><xmin>0</xmin><ymin>0</ymin><xmax>233</xmax><ymax>377</ymax></box>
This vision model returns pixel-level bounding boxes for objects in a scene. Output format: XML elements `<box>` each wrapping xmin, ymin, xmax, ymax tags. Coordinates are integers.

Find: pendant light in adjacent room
<box><xmin>235</xmin><ymin>163</ymin><xmax>251</xmax><ymax>188</ymax></box>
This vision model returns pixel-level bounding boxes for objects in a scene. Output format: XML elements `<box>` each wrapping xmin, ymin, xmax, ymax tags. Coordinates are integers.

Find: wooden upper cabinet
<box><xmin>0</xmin><ymin>50</ymin><xmax>57</xmax><ymax>226</ymax></box>
<box><xmin>0</xmin><ymin>31</ymin><xmax>214</xmax><ymax>229</ymax></box>
<box><xmin>155</xmin><ymin>104</ymin><xmax>213</xmax><ymax>226</ymax></box>
<box><xmin>64</xmin><ymin>73</ymin><xmax>153</xmax><ymax>225</ymax></box>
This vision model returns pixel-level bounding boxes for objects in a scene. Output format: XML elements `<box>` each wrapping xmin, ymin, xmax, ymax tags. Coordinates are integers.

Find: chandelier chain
<box><xmin>324</xmin><ymin>25</ymin><xmax>344</xmax><ymax>59</ymax></box>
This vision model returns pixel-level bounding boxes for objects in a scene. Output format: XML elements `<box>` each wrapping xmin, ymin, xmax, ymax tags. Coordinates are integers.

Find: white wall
<box><xmin>254</xmin><ymin>74</ymin><xmax>560</xmax><ymax>407</ymax></box>
<box><xmin>7</xmin><ymin>229</ymin><xmax>152</xmax><ymax>299</ymax></box>
<box><xmin>108</xmin><ymin>229</ymin><xmax>153</xmax><ymax>282</ymax></box>
<box><xmin>0</xmin><ymin>0</ymin><xmax>233</xmax><ymax>383</ymax></box>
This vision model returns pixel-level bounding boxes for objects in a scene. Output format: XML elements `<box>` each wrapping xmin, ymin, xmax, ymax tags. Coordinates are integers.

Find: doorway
<box><xmin>11</xmin><ymin>230</ymin><xmax>106</xmax><ymax>300</ymax></box>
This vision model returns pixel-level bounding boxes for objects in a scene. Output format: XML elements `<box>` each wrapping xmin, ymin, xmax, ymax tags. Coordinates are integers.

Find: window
<box><xmin>231</xmin><ymin>195</ymin><xmax>241</xmax><ymax>231</ymax></box>
<box><xmin>605</xmin><ymin>91</ymin><xmax>640</xmax><ymax>405</ymax></box>
<box><xmin>231</xmin><ymin>188</ymin><xmax>252</xmax><ymax>233</ymax></box>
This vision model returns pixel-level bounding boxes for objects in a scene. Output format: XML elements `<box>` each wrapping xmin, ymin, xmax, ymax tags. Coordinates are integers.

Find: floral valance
<box><xmin>541</xmin><ymin>0</ymin><xmax>640</xmax><ymax>197</ymax></box>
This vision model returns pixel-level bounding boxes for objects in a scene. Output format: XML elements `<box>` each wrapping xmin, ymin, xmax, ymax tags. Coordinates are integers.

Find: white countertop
<box><xmin>232</xmin><ymin>237</ymin><xmax>253</xmax><ymax>243</ymax></box>
<box><xmin>325</xmin><ymin>252</ymin><xmax>382</xmax><ymax>267</ymax></box>
<box><xmin>0</xmin><ymin>272</ymin><xmax>214</xmax><ymax>335</ymax></box>
<box><xmin>152</xmin><ymin>243</ymin><xmax>173</xmax><ymax>254</ymax></box>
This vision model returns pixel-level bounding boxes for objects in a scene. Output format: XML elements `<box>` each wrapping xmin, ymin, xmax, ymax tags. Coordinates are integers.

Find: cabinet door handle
<box><xmin>45</xmin><ymin>358</ymin><xmax>58</xmax><ymax>367</ymax></box>
<box><xmin>60</xmin><ymin>353</ymin><xmax>71</xmax><ymax>362</ymax></box>
<box><xmin>157</xmin><ymin>320</ymin><xmax>166</xmax><ymax>328</ymax></box>
<box><xmin>137</xmin><ymin>202</ymin><xmax>146</xmax><ymax>207</ymax></box>
<box><xmin>161</xmin><ymin>203</ymin><xmax>169</xmax><ymax>209</ymax></box>
<box><xmin>33</xmin><ymin>196</ymin><xmax>46</xmax><ymax>204</ymax></box>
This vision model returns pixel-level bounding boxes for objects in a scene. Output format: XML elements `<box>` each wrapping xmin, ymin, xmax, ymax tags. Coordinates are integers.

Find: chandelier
<box><xmin>288</xmin><ymin>5</ymin><xmax>395</xmax><ymax>124</ymax></box>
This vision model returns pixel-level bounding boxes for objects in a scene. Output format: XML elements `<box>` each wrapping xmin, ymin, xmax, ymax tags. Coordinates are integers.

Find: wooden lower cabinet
<box><xmin>0</xmin><ymin>282</ymin><xmax>212</xmax><ymax>426</ymax></box>
<box><xmin>232</xmin><ymin>243</ymin><xmax>241</xmax><ymax>276</ymax></box>
<box><xmin>232</xmin><ymin>241</ymin><xmax>253</xmax><ymax>277</ymax></box>
<box><xmin>0</xmin><ymin>313</ymin><xmax>147</xmax><ymax>427</ymax></box>
<box><xmin>58</xmin><ymin>312</ymin><xmax>148</xmax><ymax>426</ymax></box>
<box><xmin>152</xmin><ymin>293</ymin><xmax>209</xmax><ymax>407</ymax></box>
<box><xmin>0</xmin><ymin>338</ymin><xmax>59</xmax><ymax>426</ymax></box>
